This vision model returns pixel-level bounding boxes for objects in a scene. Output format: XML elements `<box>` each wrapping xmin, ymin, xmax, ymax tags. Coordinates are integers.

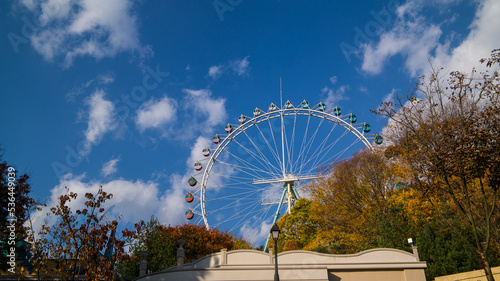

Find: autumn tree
<box><xmin>376</xmin><ymin>49</ymin><xmax>500</xmax><ymax>281</ymax></box>
<box><xmin>119</xmin><ymin>219</ymin><xmax>249</xmax><ymax>279</ymax></box>
<box><xmin>305</xmin><ymin>149</ymin><xmax>410</xmax><ymax>253</ymax></box>
<box><xmin>267</xmin><ymin>198</ymin><xmax>319</xmax><ymax>252</ymax></box>
<box><xmin>0</xmin><ymin>152</ymin><xmax>37</xmax><ymax>273</ymax></box>
<box><xmin>30</xmin><ymin>186</ymin><xmax>126</xmax><ymax>281</ymax></box>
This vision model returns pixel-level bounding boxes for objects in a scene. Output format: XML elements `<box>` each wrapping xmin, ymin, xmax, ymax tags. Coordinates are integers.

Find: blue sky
<box><xmin>1</xmin><ymin>0</ymin><xmax>499</xmax><ymax>245</ymax></box>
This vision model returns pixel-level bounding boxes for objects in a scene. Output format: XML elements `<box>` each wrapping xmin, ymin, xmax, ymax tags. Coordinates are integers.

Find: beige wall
<box><xmin>435</xmin><ymin>266</ymin><xmax>500</xmax><ymax>281</ymax></box>
<box><xmin>135</xmin><ymin>248</ymin><xmax>427</xmax><ymax>281</ymax></box>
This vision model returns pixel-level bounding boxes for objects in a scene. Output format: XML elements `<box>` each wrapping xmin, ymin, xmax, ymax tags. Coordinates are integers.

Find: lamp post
<box><xmin>271</xmin><ymin>223</ymin><xmax>281</xmax><ymax>281</ymax></box>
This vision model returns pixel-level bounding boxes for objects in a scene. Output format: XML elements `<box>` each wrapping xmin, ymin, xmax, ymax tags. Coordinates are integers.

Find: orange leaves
<box><xmin>121</xmin><ymin>220</ymin><xmax>245</xmax><ymax>274</ymax></box>
<box><xmin>295</xmin><ymin>149</ymin><xmax>420</xmax><ymax>253</ymax></box>
<box><xmin>30</xmin><ymin>186</ymin><xmax>125</xmax><ymax>280</ymax></box>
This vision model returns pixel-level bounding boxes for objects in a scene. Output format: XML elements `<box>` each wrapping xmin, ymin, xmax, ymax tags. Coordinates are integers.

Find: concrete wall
<box><xmin>134</xmin><ymin>248</ymin><xmax>427</xmax><ymax>281</ymax></box>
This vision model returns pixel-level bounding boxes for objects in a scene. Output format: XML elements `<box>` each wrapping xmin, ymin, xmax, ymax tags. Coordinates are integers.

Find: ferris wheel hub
<box><xmin>252</xmin><ymin>174</ymin><xmax>321</xmax><ymax>185</ymax></box>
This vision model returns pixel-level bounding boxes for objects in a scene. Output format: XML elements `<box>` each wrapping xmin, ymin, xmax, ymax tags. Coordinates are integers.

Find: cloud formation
<box><xmin>30</xmin><ymin>174</ymin><xmax>163</xmax><ymax>236</ymax></box>
<box><xmin>33</xmin><ymin>138</ymin><xmax>216</xmax><ymax>236</ymax></box>
<box><xmin>101</xmin><ymin>157</ymin><xmax>120</xmax><ymax>177</ymax></box>
<box><xmin>361</xmin><ymin>0</ymin><xmax>500</xmax><ymax>76</ymax></box>
<box><xmin>182</xmin><ymin>89</ymin><xmax>227</xmax><ymax>128</ymax></box>
<box><xmin>208</xmin><ymin>56</ymin><xmax>250</xmax><ymax>80</ymax></box>
<box><xmin>21</xmin><ymin>0</ymin><xmax>150</xmax><ymax>67</ymax></box>
<box><xmin>321</xmin><ymin>85</ymin><xmax>349</xmax><ymax>109</ymax></box>
<box><xmin>136</xmin><ymin>96</ymin><xmax>177</xmax><ymax>132</ymax></box>
<box><xmin>65</xmin><ymin>72</ymin><xmax>115</xmax><ymax>102</ymax></box>
<box><xmin>82</xmin><ymin>89</ymin><xmax>116</xmax><ymax>156</ymax></box>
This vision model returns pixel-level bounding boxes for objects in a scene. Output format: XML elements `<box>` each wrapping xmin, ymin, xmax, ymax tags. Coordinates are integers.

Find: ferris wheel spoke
<box><xmin>206</xmin><ymin>197</ymin><xmax>261</xmax><ymax>218</ymax></box>
<box><xmin>301</xmin><ymin>132</ymin><xmax>359</xmax><ymax>176</ymax></box>
<box><xmin>216</xmin><ymin>157</ymin><xmax>277</xmax><ymax>181</ymax></box>
<box><xmin>231</xmin><ymin>137</ymin><xmax>282</xmax><ymax>177</ymax></box>
<box><xmin>267</xmin><ymin>118</ymin><xmax>283</xmax><ymax>170</ymax></box>
<box><xmin>206</xmin><ymin>188</ymin><xmax>267</xmax><ymax>206</ymax></box>
<box><xmin>208</xmin><ymin>195</ymin><xmax>268</xmax><ymax>229</ymax></box>
<box><xmin>292</xmin><ymin>115</ymin><xmax>313</xmax><ymax>175</ymax></box>
<box><xmin>310</xmin><ymin>137</ymin><xmax>361</xmax><ymax>173</ymax></box>
<box><xmin>308</xmin><ymin>128</ymin><xmax>352</xmax><ymax>170</ymax></box>
<box><xmin>285</xmin><ymin>114</ymin><xmax>299</xmax><ymax>175</ymax></box>
<box><xmin>297</xmin><ymin>120</ymin><xmax>343</xmax><ymax>175</ymax></box>
<box><xmin>228</xmin><ymin>201</ymin><xmax>269</xmax><ymax>232</ymax></box>
<box><xmin>293</xmin><ymin>116</ymin><xmax>325</xmax><ymax>175</ymax></box>
<box><xmin>232</xmin><ymin>204</ymin><xmax>275</xmax><ymax>243</ymax></box>
<box><xmin>254</xmin><ymin>122</ymin><xmax>283</xmax><ymax>169</ymax></box>
<box><xmin>241</xmin><ymin>129</ymin><xmax>283</xmax><ymax>176</ymax></box>
<box><xmin>298</xmin><ymin>130</ymin><xmax>347</xmax><ymax>175</ymax></box>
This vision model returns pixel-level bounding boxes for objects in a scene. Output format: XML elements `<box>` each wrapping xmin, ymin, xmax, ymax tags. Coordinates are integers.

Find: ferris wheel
<box><xmin>184</xmin><ymin>99</ymin><xmax>383</xmax><ymax>249</ymax></box>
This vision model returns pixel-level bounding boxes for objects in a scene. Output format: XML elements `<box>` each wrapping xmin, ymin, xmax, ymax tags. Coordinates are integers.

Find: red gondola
<box><xmin>185</xmin><ymin>210</ymin><xmax>194</xmax><ymax>220</ymax></box>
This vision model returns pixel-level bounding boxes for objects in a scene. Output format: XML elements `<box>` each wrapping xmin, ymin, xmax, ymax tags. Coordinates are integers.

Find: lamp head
<box><xmin>408</xmin><ymin>238</ymin><xmax>413</xmax><ymax>245</ymax></box>
<box><xmin>270</xmin><ymin>223</ymin><xmax>280</xmax><ymax>241</ymax></box>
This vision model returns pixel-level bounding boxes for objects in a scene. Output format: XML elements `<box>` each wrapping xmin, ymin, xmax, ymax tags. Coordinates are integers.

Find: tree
<box><xmin>267</xmin><ymin>198</ymin><xmax>319</xmax><ymax>252</ymax></box>
<box><xmin>119</xmin><ymin>220</ymin><xmax>246</xmax><ymax>279</ymax></box>
<box><xmin>375</xmin><ymin>49</ymin><xmax>500</xmax><ymax>281</ymax></box>
<box><xmin>0</xmin><ymin>152</ymin><xmax>36</xmax><ymax>273</ymax></box>
<box><xmin>416</xmin><ymin>212</ymin><xmax>479</xmax><ymax>281</ymax></box>
<box><xmin>30</xmin><ymin>186</ymin><xmax>126</xmax><ymax>280</ymax></box>
<box><xmin>306</xmin><ymin>149</ymin><xmax>410</xmax><ymax>253</ymax></box>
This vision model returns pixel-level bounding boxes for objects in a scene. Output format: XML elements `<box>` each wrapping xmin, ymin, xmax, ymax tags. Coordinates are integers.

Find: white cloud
<box><xmin>361</xmin><ymin>0</ymin><xmax>500</xmax><ymax>77</ymax></box>
<box><xmin>101</xmin><ymin>157</ymin><xmax>120</xmax><ymax>177</ymax></box>
<box><xmin>383</xmin><ymin>89</ymin><xmax>397</xmax><ymax>104</ymax></box>
<box><xmin>136</xmin><ymin>96</ymin><xmax>177</xmax><ymax>132</ymax></box>
<box><xmin>134</xmin><ymin>89</ymin><xmax>227</xmax><ymax>141</ymax></box>
<box><xmin>231</xmin><ymin>56</ymin><xmax>250</xmax><ymax>76</ymax></box>
<box><xmin>20</xmin><ymin>0</ymin><xmax>150</xmax><ymax>67</ymax></box>
<box><xmin>321</xmin><ymin>85</ymin><xmax>349</xmax><ymax>109</ymax></box>
<box><xmin>97</xmin><ymin>73</ymin><xmax>114</xmax><ymax>84</ymax></box>
<box><xmin>240</xmin><ymin>221</ymin><xmax>272</xmax><ymax>247</ymax></box>
<box><xmin>66</xmin><ymin>73</ymin><xmax>115</xmax><ymax>102</ymax></box>
<box><xmin>32</xmin><ymin>135</ymin><xmax>224</xmax><ymax>235</ymax></box>
<box><xmin>432</xmin><ymin>0</ymin><xmax>500</xmax><ymax>73</ymax></box>
<box><xmin>66</xmin><ymin>79</ymin><xmax>94</xmax><ymax>102</ymax></box>
<box><xmin>82</xmin><ymin>89</ymin><xmax>116</xmax><ymax>156</ymax></box>
<box><xmin>208</xmin><ymin>65</ymin><xmax>223</xmax><ymax>80</ymax></box>
<box><xmin>183</xmin><ymin>89</ymin><xmax>227</xmax><ymax>128</ymax></box>
<box><xmin>361</xmin><ymin>12</ymin><xmax>442</xmax><ymax>76</ymax></box>
<box><xmin>30</xmin><ymin>174</ymin><xmax>163</xmax><ymax>236</ymax></box>
<box><xmin>329</xmin><ymin>76</ymin><xmax>338</xmax><ymax>84</ymax></box>
<box><xmin>208</xmin><ymin>56</ymin><xmax>251</xmax><ymax>80</ymax></box>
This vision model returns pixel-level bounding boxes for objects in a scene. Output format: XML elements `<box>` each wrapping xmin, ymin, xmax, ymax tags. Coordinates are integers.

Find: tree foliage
<box><xmin>274</xmin><ymin>146</ymin><xmax>484</xmax><ymax>280</ymax></box>
<box><xmin>119</xmin><ymin>219</ymin><xmax>248</xmax><ymax>279</ymax></box>
<box><xmin>375</xmin><ymin>50</ymin><xmax>500</xmax><ymax>281</ymax></box>
<box><xmin>267</xmin><ymin>198</ymin><xmax>319</xmax><ymax>252</ymax></box>
<box><xmin>30</xmin><ymin>186</ymin><xmax>126</xmax><ymax>280</ymax></box>
<box><xmin>305</xmin><ymin>149</ymin><xmax>411</xmax><ymax>253</ymax></box>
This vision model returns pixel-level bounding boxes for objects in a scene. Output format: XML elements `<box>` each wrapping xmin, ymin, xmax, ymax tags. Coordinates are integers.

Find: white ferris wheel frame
<box><xmin>197</xmin><ymin>105</ymin><xmax>376</xmax><ymax>230</ymax></box>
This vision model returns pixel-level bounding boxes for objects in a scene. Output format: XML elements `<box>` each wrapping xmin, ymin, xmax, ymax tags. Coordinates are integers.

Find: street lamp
<box><xmin>271</xmin><ymin>223</ymin><xmax>281</xmax><ymax>281</ymax></box>
<box><xmin>407</xmin><ymin>238</ymin><xmax>414</xmax><ymax>246</ymax></box>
